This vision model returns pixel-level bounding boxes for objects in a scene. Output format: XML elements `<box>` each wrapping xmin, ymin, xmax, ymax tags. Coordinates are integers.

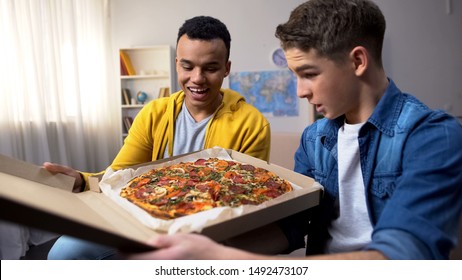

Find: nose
<box><xmin>190</xmin><ymin>68</ymin><xmax>205</xmax><ymax>84</ymax></box>
<box><xmin>296</xmin><ymin>78</ymin><xmax>312</xmax><ymax>99</ymax></box>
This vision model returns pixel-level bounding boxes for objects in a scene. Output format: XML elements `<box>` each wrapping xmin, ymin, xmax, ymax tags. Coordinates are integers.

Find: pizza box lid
<box><xmin>0</xmin><ymin>148</ymin><xmax>322</xmax><ymax>252</ymax></box>
<box><xmin>0</xmin><ymin>154</ymin><xmax>154</xmax><ymax>252</ymax></box>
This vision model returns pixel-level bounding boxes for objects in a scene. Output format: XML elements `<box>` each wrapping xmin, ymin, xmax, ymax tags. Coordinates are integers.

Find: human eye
<box><xmin>302</xmin><ymin>71</ymin><xmax>318</xmax><ymax>79</ymax></box>
<box><xmin>292</xmin><ymin>64</ymin><xmax>319</xmax><ymax>80</ymax></box>
<box><xmin>203</xmin><ymin>64</ymin><xmax>220</xmax><ymax>73</ymax></box>
<box><xmin>181</xmin><ymin>65</ymin><xmax>193</xmax><ymax>71</ymax></box>
<box><xmin>205</xmin><ymin>67</ymin><xmax>220</xmax><ymax>73</ymax></box>
<box><xmin>179</xmin><ymin>61</ymin><xmax>193</xmax><ymax>71</ymax></box>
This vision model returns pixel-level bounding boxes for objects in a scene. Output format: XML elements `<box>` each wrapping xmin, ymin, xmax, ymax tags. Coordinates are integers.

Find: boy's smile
<box><xmin>176</xmin><ymin>35</ymin><xmax>230</xmax><ymax>121</ymax></box>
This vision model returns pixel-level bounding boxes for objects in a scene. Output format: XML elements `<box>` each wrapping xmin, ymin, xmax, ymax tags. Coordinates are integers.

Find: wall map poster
<box><xmin>229</xmin><ymin>70</ymin><xmax>298</xmax><ymax>117</ymax></box>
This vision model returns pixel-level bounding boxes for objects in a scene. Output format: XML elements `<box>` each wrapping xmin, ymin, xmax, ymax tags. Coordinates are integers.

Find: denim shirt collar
<box><xmin>318</xmin><ymin>78</ymin><xmax>402</xmax><ymax>148</ymax></box>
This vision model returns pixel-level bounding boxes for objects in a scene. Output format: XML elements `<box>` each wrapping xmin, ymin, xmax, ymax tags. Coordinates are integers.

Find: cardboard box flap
<box><xmin>0</xmin><ymin>172</ymin><xmax>154</xmax><ymax>252</ymax></box>
<box><xmin>96</xmin><ymin>147</ymin><xmax>323</xmax><ymax>241</ymax></box>
<box><xmin>0</xmin><ymin>154</ymin><xmax>74</xmax><ymax>192</ymax></box>
<box><xmin>201</xmin><ymin>182</ymin><xmax>320</xmax><ymax>240</ymax></box>
<box><xmin>76</xmin><ymin>191</ymin><xmax>157</xmax><ymax>240</ymax></box>
<box><xmin>1</xmin><ymin>148</ymin><xmax>322</xmax><ymax>250</ymax></box>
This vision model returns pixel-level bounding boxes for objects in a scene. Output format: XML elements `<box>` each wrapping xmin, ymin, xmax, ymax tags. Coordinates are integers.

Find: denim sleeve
<box><xmin>294</xmin><ymin>125</ymin><xmax>316</xmax><ymax>177</ymax></box>
<box><xmin>366</xmin><ymin>228</ymin><xmax>432</xmax><ymax>259</ymax></box>
<box><xmin>369</xmin><ymin>112</ymin><xmax>462</xmax><ymax>259</ymax></box>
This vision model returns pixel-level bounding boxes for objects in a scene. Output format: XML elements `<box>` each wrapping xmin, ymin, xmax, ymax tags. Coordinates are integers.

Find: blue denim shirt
<box><xmin>293</xmin><ymin>79</ymin><xmax>462</xmax><ymax>259</ymax></box>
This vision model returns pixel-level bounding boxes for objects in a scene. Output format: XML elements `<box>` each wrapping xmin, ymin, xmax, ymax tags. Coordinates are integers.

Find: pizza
<box><xmin>120</xmin><ymin>158</ymin><xmax>293</xmax><ymax>220</ymax></box>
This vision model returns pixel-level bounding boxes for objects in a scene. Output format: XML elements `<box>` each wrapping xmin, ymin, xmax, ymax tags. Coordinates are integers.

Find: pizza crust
<box><xmin>98</xmin><ymin>147</ymin><xmax>306</xmax><ymax>235</ymax></box>
<box><xmin>119</xmin><ymin>158</ymin><xmax>293</xmax><ymax>220</ymax></box>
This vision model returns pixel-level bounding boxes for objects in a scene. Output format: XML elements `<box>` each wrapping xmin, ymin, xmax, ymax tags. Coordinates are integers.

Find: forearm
<box><xmin>250</xmin><ymin>249</ymin><xmax>387</xmax><ymax>260</ymax></box>
<box><xmin>124</xmin><ymin>232</ymin><xmax>388</xmax><ymax>260</ymax></box>
<box><xmin>215</xmin><ymin>248</ymin><xmax>387</xmax><ymax>260</ymax></box>
<box><xmin>303</xmin><ymin>250</ymin><xmax>387</xmax><ymax>260</ymax></box>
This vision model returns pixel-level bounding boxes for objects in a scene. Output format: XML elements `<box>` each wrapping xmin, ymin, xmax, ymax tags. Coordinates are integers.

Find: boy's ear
<box><xmin>224</xmin><ymin>60</ymin><xmax>232</xmax><ymax>77</ymax></box>
<box><xmin>349</xmin><ymin>46</ymin><xmax>368</xmax><ymax>76</ymax></box>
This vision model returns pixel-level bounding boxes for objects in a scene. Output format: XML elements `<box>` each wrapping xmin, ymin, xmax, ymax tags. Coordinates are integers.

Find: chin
<box><xmin>321</xmin><ymin>113</ymin><xmax>337</xmax><ymax>120</ymax></box>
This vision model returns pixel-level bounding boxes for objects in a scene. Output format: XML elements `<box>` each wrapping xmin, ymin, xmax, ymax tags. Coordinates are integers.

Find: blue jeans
<box><xmin>47</xmin><ymin>235</ymin><xmax>117</xmax><ymax>260</ymax></box>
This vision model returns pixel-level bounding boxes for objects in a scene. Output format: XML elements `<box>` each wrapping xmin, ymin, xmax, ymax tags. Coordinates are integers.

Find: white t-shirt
<box><xmin>326</xmin><ymin>122</ymin><xmax>373</xmax><ymax>253</ymax></box>
<box><xmin>164</xmin><ymin>101</ymin><xmax>213</xmax><ymax>158</ymax></box>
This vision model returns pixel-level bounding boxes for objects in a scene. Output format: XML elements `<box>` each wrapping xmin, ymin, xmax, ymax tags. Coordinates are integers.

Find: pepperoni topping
<box><xmin>219</xmin><ymin>195</ymin><xmax>232</xmax><ymax>203</ymax></box>
<box><xmin>265</xmin><ymin>180</ymin><xmax>282</xmax><ymax>189</ymax></box>
<box><xmin>195</xmin><ymin>184</ymin><xmax>210</xmax><ymax>192</ymax></box>
<box><xmin>189</xmin><ymin>170</ymin><xmax>199</xmax><ymax>178</ymax></box>
<box><xmin>233</xmin><ymin>175</ymin><xmax>245</xmax><ymax>184</ymax></box>
<box><xmin>263</xmin><ymin>189</ymin><xmax>282</xmax><ymax>198</ymax></box>
<box><xmin>239</xmin><ymin>198</ymin><xmax>259</xmax><ymax>205</ymax></box>
<box><xmin>176</xmin><ymin>201</ymin><xmax>195</xmax><ymax>211</ymax></box>
<box><xmin>120</xmin><ymin>157</ymin><xmax>293</xmax><ymax>220</ymax></box>
<box><xmin>186</xmin><ymin>179</ymin><xmax>197</xmax><ymax>187</ymax></box>
<box><xmin>135</xmin><ymin>187</ymin><xmax>149</xmax><ymax>199</ymax></box>
<box><xmin>228</xmin><ymin>185</ymin><xmax>246</xmax><ymax>194</ymax></box>
<box><xmin>194</xmin><ymin>158</ymin><xmax>207</xmax><ymax>165</ymax></box>
<box><xmin>152</xmin><ymin>198</ymin><xmax>168</xmax><ymax>206</ymax></box>
<box><xmin>241</xmin><ymin>164</ymin><xmax>256</xmax><ymax>171</ymax></box>
<box><xmin>157</xmin><ymin>178</ymin><xmax>170</xmax><ymax>186</ymax></box>
<box><xmin>210</xmin><ymin>190</ymin><xmax>219</xmax><ymax>201</ymax></box>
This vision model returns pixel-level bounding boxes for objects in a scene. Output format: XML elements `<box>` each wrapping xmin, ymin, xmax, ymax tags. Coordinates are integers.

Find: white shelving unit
<box><xmin>119</xmin><ymin>45</ymin><xmax>174</xmax><ymax>139</ymax></box>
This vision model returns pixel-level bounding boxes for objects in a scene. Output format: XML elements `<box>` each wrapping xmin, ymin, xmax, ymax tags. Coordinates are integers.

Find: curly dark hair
<box><xmin>275</xmin><ymin>0</ymin><xmax>385</xmax><ymax>66</ymax></box>
<box><xmin>177</xmin><ymin>16</ymin><xmax>231</xmax><ymax>61</ymax></box>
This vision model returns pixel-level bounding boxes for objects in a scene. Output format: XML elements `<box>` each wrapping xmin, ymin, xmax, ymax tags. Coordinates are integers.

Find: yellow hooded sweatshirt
<box><xmin>81</xmin><ymin>88</ymin><xmax>270</xmax><ymax>189</ymax></box>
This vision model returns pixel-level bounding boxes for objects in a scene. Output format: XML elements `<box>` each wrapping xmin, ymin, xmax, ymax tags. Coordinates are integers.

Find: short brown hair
<box><xmin>275</xmin><ymin>0</ymin><xmax>386</xmax><ymax>66</ymax></box>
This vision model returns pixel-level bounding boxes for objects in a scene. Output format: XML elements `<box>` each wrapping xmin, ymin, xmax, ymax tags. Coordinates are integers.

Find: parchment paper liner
<box><xmin>99</xmin><ymin>147</ymin><xmax>304</xmax><ymax>235</ymax></box>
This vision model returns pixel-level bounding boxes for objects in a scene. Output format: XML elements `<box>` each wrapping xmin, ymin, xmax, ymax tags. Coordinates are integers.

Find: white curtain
<box><xmin>0</xmin><ymin>0</ymin><xmax>121</xmax><ymax>172</ymax></box>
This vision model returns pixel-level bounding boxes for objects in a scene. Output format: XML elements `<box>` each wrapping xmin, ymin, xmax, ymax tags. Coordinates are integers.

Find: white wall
<box><xmin>111</xmin><ymin>0</ymin><xmax>310</xmax><ymax>133</ymax></box>
<box><xmin>377</xmin><ymin>0</ymin><xmax>462</xmax><ymax>118</ymax></box>
<box><xmin>111</xmin><ymin>0</ymin><xmax>462</xmax><ymax>133</ymax></box>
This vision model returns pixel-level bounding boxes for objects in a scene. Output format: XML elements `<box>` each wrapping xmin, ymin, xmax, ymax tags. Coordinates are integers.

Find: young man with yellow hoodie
<box><xmin>44</xmin><ymin>16</ymin><xmax>270</xmax><ymax>259</ymax></box>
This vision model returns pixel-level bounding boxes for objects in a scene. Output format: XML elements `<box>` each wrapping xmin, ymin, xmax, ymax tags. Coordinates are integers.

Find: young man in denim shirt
<box><xmin>125</xmin><ymin>0</ymin><xmax>462</xmax><ymax>260</ymax></box>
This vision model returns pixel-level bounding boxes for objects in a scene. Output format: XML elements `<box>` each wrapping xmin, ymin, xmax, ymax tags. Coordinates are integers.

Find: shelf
<box><xmin>119</xmin><ymin>45</ymin><xmax>174</xmax><ymax>142</ymax></box>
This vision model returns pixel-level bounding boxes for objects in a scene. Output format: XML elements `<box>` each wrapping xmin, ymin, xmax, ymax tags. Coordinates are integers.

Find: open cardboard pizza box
<box><xmin>0</xmin><ymin>148</ymin><xmax>322</xmax><ymax>252</ymax></box>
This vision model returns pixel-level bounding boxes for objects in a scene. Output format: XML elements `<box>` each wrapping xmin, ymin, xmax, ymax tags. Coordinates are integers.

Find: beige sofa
<box><xmin>269</xmin><ymin>132</ymin><xmax>301</xmax><ymax>170</ymax></box>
